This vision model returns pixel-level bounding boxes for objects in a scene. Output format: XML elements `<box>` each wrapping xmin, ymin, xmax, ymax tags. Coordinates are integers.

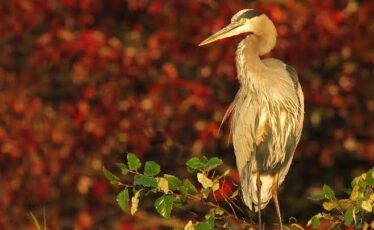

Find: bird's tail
<box><xmin>241</xmin><ymin>167</ymin><xmax>274</xmax><ymax>211</ymax></box>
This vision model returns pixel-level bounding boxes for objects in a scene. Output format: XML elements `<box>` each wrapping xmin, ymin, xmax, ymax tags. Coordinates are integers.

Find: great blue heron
<box><xmin>199</xmin><ymin>9</ymin><xmax>304</xmax><ymax>229</ymax></box>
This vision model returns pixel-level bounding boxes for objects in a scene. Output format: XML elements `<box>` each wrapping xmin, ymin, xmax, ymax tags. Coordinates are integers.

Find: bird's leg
<box><xmin>256</xmin><ymin>173</ymin><xmax>262</xmax><ymax>230</ymax></box>
<box><xmin>272</xmin><ymin>174</ymin><xmax>283</xmax><ymax>230</ymax></box>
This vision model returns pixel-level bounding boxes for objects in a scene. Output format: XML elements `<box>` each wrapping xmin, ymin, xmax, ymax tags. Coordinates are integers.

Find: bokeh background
<box><xmin>0</xmin><ymin>0</ymin><xmax>373</xmax><ymax>229</ymax></box>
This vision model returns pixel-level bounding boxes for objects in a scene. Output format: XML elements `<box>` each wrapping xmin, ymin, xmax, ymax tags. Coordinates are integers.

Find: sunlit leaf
<box><xmin>102</xmin><ymin>167</ymin><xmax>120</xmax><ymax>185</ymax></box>
<box><xmin>184</xmin><ymin>220</ymin><xmax>195</xmax><ymax>230</ymax></box>
<box><xmin>157</xmin><ymin>177</ymin><xmax>169</xmax><ymax>193</ymax></box>
<box><xmin>361</xmin><ymin>200</ymin><xmax>372</xmax><ymax>212</ymax></box>
<box><xmin>214</xmin><ymin>208</ymin><xmax>224</xmax><ymax>216</ymax></box>
<box><xmin>212</xmin><ymin>180</ymin><xmax>219</xmax><ymax>192</ymax></box>
<box><xmin>350</xmin><ymin>185</ymin><xmax>361</xmax><ymax>201</ymax></box>
<box><xmin>116</xmin><ymin>189</ymin><xmax>129</xmax><ymax>212</ymax></box>
<box><xmin>144</xmin><ymin>161</ymin><xmax>160</xmax><ymax>176</ymax></box>
<box><xmin>154</xmin><ymin>195</ymin><xmax>175</xmax><ymax>218</ymax></box>
<box><xmin>197</xmin><ymin>173</ymin><xmax>213</xmax><ymax>189</ymax></box>
<box><xmin>322</xmin><ymin>201</ymin><xmax>337</xmax><ymax>211</ymax></box>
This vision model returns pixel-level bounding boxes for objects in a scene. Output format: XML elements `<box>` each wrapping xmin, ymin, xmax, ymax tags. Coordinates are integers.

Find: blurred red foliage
<box><xmin>0</xmin><ymin>0</ymin><xmax>373</xmax><ymax>228</ymax></box>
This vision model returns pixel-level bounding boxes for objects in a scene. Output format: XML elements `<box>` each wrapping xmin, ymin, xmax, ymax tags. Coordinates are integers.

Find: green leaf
<box><xmin>134</xmin><ymin>175</ymin><xmax>158</xmax><ymax>188</ymax></box>
<box><xmin>180</xmin><ymin>179</ymin><xmax>198</xmax><ymax>202</ymax></box>
<box><xmin>308</xmin><ymin>194</ymin><xmax>325</xmax><ymax>201</ymax></box>
<box><xmin>144</xmin><ymin>161</ymin><xmax>160</xmax><ymax>177</ymax></box>
<box><xmin>310</xmin><ymin>216</ymin><xmax>321</xmax><ymax>228</ymax></box>
<box><xmin>307</xmin><ymin>213</ymin><xmax>322</xmax><ymax>228</ymax></box>
<box><xmin>344</xmin><ymin>206</ymin><xmax>354</xmax><ymax>226</ymax></box>
<box><xmin>164</xmin><ymin>174</ymin><xmax>183</xmax><ymax>191</ymax></box>
<box><xmin>205</xmin><ymin>157</ymin><xmax>223</xmax><ymax>170</ymax></box>
<box><xmin>366</xmin><ymin>169</ymin><xmax>374</xmax><ymax>185</ymax></box>
<box><xmin>116</xmin><ymin>163</ymin><xmax>129</xmax><ymax>175</ymax></box>
<box><xmin>154</xmin><ymin>195</ymin><xmax>175</xmax><ymax>218</ymax></box>
<box><xmin>323</xmin><ymin>184</ymin><xmax>335</xmax><ymax>199</ymax></box>
<box><xmin>116</xmin><ymin>189</ymin><xmax>130</xmax><ymax>212</ymax></box>
<box><xmin>127</xmin><ymin>153</ymin><xmax>141</xmax><ymax>171</ymax></box>
<box><xmin>186</xmin><ymin>157</ymin><xmax>205</xmax><ymax>170</ymax></box>
<box><xmin>102</xmin><ymin>166</ymin><xmax>120</xmax><ymax>185</ymax></box>
<box><xmin>183</xmin><ymin>179</ymin><xmax>197</xmax><ymax>194</ymax></box>
<box><xmin>196</xmin><ymin>216</ymin><xmax>214</xmax><ymax>230</ymax></box>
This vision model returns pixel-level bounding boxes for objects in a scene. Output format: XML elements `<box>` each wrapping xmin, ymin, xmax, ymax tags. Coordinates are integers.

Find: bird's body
<box><xmin>199</xmin><ymin>9</ymin><xmax>304</xmax><ymax>229</ymax></box>
<box><xmin>232</xmin><ymin>36</ymin><xmax>304</xmax><ymax>210</ymax></box>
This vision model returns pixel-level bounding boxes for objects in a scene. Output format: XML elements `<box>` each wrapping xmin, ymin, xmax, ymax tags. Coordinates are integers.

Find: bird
<box><xmin>199</xmin><ymin>9</ymin><xmax>304</xmax><ymax>229</ymax></box>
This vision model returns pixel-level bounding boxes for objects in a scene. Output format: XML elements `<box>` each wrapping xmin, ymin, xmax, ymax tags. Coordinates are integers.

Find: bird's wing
<box><xmin>278</xmin><ymin>76</ymin><xmax>304</xmax><ymax>186</ymax></box>
<box><xmin>229</xmin><ymin>87</ymin><xmax>258</xmax><ymax>175</ymax></box>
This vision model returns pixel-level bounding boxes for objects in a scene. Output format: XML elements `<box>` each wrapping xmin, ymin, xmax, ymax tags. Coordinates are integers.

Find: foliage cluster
<box><xmin>105</xmin><ymin>154</ymin><xmax>374</xmax><ymax>229</ymax></box>
<box><xmin>104</xmin><ymin>153</ymin><xmax>253</xmax><ymax>229</ymax></box>
<box><xmin>308</xmin><ymin>168</ymin><xmax>374</xmax><ymax>229</ymax></box>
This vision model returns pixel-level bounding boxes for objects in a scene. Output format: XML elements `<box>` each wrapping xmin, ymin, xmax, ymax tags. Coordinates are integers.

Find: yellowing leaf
<box><xmin>131</xmin><ymin>190</ymin><xmax>141</xmax><ymax>215</ymax></box>
<box><xmin>184</xmin><ymin>220</ymin><xmax>195</xmax><ymax>230</ymax></box>
<box><xmin>361</xmin><ymin>200</ymin><xmax>372</xmax><ymax>212</ymax></box>
<box><xmin>369</xmin><ymin>193</ymin><xmax>374</xmax><ymax>201</ymax></box>
<box><xmin>350</xmin><ymin>185</ymin><xmax>360</xmax><ymax>201</ymax></box>
<box><xmin>157</xmin><ymin>177</ymin><xmax>169</xmax><ymax>193</ymax></box>
<box><xmin>197</xmin><ymin>173</ymin><xmax>213</xmax><ymax>189</ymax></box>
<box><xmin>212</xmin><ymin>181</ymin><xmax>219</xmax><ymax>192</ymax></box>
<box><xmin>214</xmin><ymin>208</ymin><xmax>224</xmax><ymax>216</ymax></box>
<box><xmin>322</xmin><ymin>201</ymin><xmax>338</xmax><ymax>211</ymax></box>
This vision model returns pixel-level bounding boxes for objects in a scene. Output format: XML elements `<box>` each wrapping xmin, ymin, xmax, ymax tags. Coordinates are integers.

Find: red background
<box><xmin>0</xmin><ymin>0</ymin><xmax>373</xmax><ymax>229</ymax></box>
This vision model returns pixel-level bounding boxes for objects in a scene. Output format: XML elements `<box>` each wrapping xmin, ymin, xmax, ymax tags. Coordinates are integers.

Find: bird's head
<box><xmin>199</xmin><ymin>9</ymin><xmax>277</xmax><ymax>55</ymax></box>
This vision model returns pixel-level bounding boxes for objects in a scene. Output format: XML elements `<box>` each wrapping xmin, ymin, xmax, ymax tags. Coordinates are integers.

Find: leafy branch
<box><xmin>103</xmin><ymin>153</ymin><xmax>254</xmax><ymax>229</ymax></box>
<box><xmin>308</xmin><ymin>167</ymin><xmax>374</xmax><ymax>229</ymax></box>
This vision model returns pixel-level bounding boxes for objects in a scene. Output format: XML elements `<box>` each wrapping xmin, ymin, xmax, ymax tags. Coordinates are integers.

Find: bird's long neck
<box><xmin>235</xmin><ymin>21</ymin><xmax>277</xmax><ymax>90</ymax></box>
<box><xmin>236</xmin><ymin>37</ymin><xmax>265</xmax><ymax>89</ymax></box>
